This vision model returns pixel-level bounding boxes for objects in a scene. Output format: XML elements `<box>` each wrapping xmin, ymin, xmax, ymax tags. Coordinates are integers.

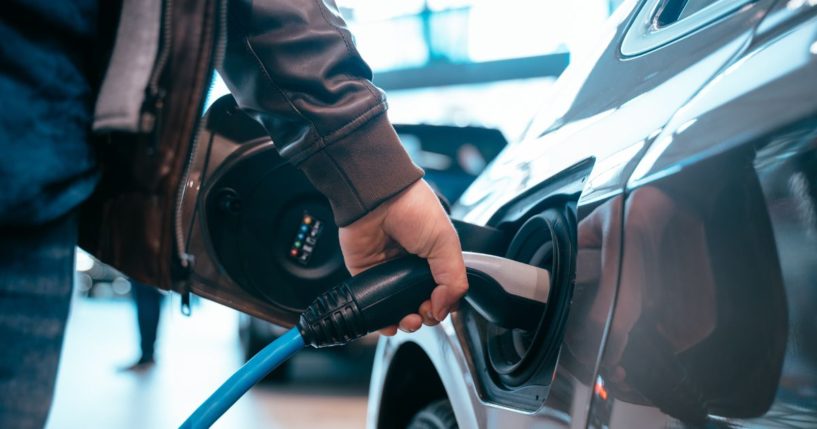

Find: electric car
<box><xmin>179</xmin><ymin>0</ymin><xmax>817</xmax><ymax>427</ymax></box>
<box><xmin>363</xmin><ymin>1</ymin><xmax>817</xmax><ymax>427</ymax></box>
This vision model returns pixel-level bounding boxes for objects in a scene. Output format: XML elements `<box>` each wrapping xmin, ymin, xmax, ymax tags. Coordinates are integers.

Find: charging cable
<box><xmin>180</xmin><ymin>253</ymin><xmax>549</xmax><ymax>428</ymax></box>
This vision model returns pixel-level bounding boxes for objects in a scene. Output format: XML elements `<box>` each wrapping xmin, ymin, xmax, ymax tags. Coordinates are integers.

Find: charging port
<box><xmin>459</xmin><ymin>202</ymin><xmax>576</xmax><ymax>409</ymax></box>
<box><xmin>489</xmin><ymin>205</ymin><xmax>576</xmax><ymax>387</ymax></box>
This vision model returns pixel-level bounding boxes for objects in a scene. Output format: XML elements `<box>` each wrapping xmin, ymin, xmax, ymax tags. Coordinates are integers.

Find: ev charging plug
<box><xmin>182</xmin><ymin>252</ymin><xmax>549</xmax><ymax>428</ymax></box>
<box><xmin>298</xmin><ymin>251</ymin><xmax>550</xmax><ymax>347</ymax></box>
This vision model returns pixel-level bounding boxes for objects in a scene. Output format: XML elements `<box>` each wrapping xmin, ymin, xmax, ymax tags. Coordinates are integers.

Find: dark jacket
<box><xmin>79</xmin><ymin>0</ymin><xmax>422</xmax><ymax>290</ymax></box>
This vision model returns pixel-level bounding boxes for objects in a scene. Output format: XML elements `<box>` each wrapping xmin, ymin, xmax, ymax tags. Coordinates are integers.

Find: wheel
<box><xmin>407</xmin><ymin>399</ymin><xmax>457</xmax><ymax>429</ymax></box>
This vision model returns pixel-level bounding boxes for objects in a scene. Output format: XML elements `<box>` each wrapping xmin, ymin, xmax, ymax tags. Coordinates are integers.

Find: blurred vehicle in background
<box><xmin>75</xmin><ymin>249</ymin><xmax>133</xmax><ymax>299</ymax></box>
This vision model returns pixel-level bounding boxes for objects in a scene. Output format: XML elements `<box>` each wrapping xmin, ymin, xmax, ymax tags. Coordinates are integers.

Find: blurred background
<box><xmin>51</xmin><ymin>1</ymin><xmax>622</xmax><ymax>427</ymax></box>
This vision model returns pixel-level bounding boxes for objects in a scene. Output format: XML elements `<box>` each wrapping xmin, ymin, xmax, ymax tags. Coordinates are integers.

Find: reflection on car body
<box><xmin>368</xmin><ymin>0</ymin><xmax>817</xmax><ymax>428</ymax></box>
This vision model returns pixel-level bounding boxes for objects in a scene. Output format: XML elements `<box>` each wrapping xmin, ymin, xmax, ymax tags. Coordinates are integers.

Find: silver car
<box><xmin>367</xmin><ymin>0</ymin><xmax>817</xmax><ymax>427</ymax></box>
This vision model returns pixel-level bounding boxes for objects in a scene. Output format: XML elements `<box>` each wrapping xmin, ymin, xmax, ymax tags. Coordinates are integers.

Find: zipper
<box><xmin>173</xmin><ymin>0</ymin><xmax>229</xmax><ymax>268</ymax></box>
<box><xmin>141</xmin><ymin>0</ymin><xmax>174</xmax><ymax>135</ymax></box>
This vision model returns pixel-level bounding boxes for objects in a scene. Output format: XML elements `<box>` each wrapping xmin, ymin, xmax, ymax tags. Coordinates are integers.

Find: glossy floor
<box><xmin>47</xmin><ymin>293</ymin><xmax>370</xmax><ymax>429</ymax></box>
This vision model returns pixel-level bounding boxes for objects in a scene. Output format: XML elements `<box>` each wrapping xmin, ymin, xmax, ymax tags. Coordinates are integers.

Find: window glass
<box><xmin>678</xmin><ymin>0</ymin><xmax>714</xmax><ymax>20</ymax></box>
<box><xmin>657</xmin><ymin>0</ymin><xmax>715</xmax><ymax>27</ymax></box>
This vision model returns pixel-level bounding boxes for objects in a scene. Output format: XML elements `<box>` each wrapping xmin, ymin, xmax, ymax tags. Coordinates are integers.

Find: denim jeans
<box><xmin>0</xmin><ymin>215</ymin><xmax>76</xmax><ymax>429</ymax></box>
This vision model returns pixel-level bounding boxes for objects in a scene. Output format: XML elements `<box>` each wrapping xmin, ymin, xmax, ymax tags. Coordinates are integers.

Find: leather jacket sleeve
<box><xmin>218</xmin><ymin>0</ymin><xmax>423</xmax><ymax>226</ymax></box>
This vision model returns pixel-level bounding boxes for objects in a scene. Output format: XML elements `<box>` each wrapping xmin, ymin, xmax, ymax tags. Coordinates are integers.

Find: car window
<box><xmin>657</xmin><ymin>0</ymin><xmax>720</xmax><ymax>27</ymax></box>
<box><xmin>621</xmin><ymin>0</ymin><xmax>756</xmax><ymax>56</ymax></box>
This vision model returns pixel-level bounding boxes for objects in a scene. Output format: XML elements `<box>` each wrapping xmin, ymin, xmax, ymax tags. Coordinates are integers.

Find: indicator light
<box><xmin>289</xmin><ymin>211</ymin><xmax>324</xmax><ymax>266</ymax></box>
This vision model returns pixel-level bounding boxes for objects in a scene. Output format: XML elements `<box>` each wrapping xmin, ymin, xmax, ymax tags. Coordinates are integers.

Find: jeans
<box><xmin>0</xmin><ymin>215</ymin><xmax>76</xmax><ymax>429</ymax></box>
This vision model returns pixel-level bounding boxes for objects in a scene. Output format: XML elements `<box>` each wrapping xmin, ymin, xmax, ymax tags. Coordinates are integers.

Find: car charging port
<box><xmin>468</xmin><ymin>203</ymin><xmax>576</xmax><ymax>395</ymax></box>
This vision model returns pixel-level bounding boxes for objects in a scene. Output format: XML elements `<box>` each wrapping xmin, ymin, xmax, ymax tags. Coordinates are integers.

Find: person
<box><xmin>0</xmin><ymin>0</ymin><xmax>468</xmax><ymax>427</ymax></box>
<box><xmin>121</xmin><ymin>281</ymin><xmax>163</xmax><ymax>371</ymax></box>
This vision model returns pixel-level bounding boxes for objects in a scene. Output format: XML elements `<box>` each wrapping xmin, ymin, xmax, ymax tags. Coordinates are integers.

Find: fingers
<box><xmin>398</xmin><ymin>314</ymin><xmax>423</xmax><ymax>332</ymax></box>
<box><xmin>424</xmin><ymin>223</ymin><xmax>468</xmax><ymax>322</ymax></box>
<box><xmin>343</xmin><ymin>179</ymin><xmax>468</xmax><ymax>337</ymax></box>
<box><xmin>378</xmin><ymin>325</ymin><xmax>398</xmax><ymax>336</ymax></box>
<box><xmin>378</xmin><ymin>312</ymin><xmax>424</xmax><ymax>337</ymax></box>
<box><xmin>382</xmin><ymin>180</ymin><xmax>469</xmax><ymax>323</ymax></box>
<box><xmin>419</xmin><ymin>300</ymin><xmax>439</xmax><ymax>326</ymax></box>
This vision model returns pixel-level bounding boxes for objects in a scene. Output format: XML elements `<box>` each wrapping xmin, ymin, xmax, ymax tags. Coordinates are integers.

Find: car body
<box><xmin>367</xmin><ymin>0</ymin><xmax>817</xmax><ymax>428</ymax></box>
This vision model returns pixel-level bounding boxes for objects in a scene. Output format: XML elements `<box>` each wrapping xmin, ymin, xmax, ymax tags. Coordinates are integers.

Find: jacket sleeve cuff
<box><xmin>296</xmin><ymin>112</ymin><xmax>424</xmax><ymax>226</ymax></box>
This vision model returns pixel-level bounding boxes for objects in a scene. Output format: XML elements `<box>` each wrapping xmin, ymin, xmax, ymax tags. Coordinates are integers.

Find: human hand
<box><xmin>339</xmin><ymin>179</ymin><xmax>468</xmax><ymax>335</ymax></box>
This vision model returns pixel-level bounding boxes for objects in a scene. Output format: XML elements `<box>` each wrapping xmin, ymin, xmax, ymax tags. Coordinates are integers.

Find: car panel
<box><xmin>589</xmin><ymin>9</ymin><xmax>817</xmax><ymax>428</ymax></box>
<box><xmin>454</xmin><ymin>0</ymin><xmax>775</xmax><ymax>226</ymax></box>
<box><xmin>374</xmin><ymin>0</ymin><xmax>790</xmax><ymax>427</ymax></box>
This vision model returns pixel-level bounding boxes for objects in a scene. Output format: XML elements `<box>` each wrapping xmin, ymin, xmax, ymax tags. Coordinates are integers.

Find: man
<box><xmin>0</xmin><ymin>0</ymin><xmax>467</xmax><ymax>427</ymax></box>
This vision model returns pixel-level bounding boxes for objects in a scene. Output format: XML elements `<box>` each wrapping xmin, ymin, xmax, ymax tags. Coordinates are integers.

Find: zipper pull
<box><xmin>180</xmin><ymin>288</ymin><xmax>192</xmax><ymax>317</ymax></box>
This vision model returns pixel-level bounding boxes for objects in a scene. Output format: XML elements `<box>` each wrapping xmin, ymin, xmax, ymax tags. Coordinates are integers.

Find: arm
<box><xmin>218</xmin><ymin>0</ymin><xmax>467</xmax><ymax>332</ymax></box>
<box><xmin>218</xmin><ymin>0</ymin><xmax>421</xmax><ymax>226</ymax></box>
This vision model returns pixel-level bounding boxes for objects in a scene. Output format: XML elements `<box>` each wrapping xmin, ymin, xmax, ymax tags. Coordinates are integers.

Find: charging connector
<box><xmin>298</xmin><ymin>252</ymin><xmax>549</xmax><ymax>347</ymax></box>
<box><xmin>182</xmin><ymin>252</ymin><xmax>549</xmax><ymax>428</ymax></box>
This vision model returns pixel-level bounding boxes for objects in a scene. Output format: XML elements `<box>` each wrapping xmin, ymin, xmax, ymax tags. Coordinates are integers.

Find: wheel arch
<box><xmin>376</xmin><ymin>342</ymin><xmax>448</xmax><ymax>429</ymax></box>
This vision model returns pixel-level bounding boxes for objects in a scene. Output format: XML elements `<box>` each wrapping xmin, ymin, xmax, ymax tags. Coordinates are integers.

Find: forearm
<box><xmin>218</xmin><ymin>0</ymin><xmax>422</xmax><ymax>226</ymax></box>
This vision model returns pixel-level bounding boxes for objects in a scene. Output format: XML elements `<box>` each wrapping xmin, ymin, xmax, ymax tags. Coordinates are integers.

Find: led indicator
<box><xmin>290</xmin><ymin>211</ymin><xmax>324</xmax><ymax>266</ymax></box>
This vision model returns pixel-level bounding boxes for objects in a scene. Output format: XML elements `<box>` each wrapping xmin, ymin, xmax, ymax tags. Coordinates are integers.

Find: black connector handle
<box><xmin>297</xmin><ymin>253</ymin><xmax>550</xmax><ymax>348</ymax></box>
<box><xmin>298</xmin><ymin>256</ymin><xmax>435</xmax><ymax>348</ymax></box>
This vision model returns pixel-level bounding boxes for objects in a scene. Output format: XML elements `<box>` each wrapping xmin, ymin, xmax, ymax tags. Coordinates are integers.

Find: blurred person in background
<box><xmin>0</xmin><ymin>1</ymin><xmax>466</xmax><ymax>428</ymax></box>
<box><xmin>120</xmin><ymin>282</ymin><xmax>163</xmax><ymax>371</ymax></box>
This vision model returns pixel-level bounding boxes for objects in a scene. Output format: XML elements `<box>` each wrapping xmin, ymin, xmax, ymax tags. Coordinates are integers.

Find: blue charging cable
<box><xmin>179</xmin><ymin>256</ymin><xmax>458</xmax><ymax>428</ymax></box>
<box><xmin>180</xmin><ymin>328</ymin><xmax>304</xmax><ymax>429</ymax></box>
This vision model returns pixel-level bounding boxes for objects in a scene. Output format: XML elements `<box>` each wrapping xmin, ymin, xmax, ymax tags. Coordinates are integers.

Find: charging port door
<box><xmin>454</xmin><ymin>159</ymin><xmax>626</xmax><ymax>424</ymax></box>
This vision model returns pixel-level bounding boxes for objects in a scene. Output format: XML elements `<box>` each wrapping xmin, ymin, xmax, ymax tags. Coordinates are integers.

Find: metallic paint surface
<box><xmin>591</xmin><ymin>8</ymin><xmax>817</xmax><ymax>429</ymax></box>
<box><xmin>369</xmin><ymin>0</ymin><xmax>817</xmax><ymax>428</ymax></box>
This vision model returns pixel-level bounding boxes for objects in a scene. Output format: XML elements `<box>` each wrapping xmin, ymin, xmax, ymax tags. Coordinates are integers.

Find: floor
<box><xmin>46</xmin><ymin>293</ymin><xmax>370</xmax><ymax>429</ymax></box>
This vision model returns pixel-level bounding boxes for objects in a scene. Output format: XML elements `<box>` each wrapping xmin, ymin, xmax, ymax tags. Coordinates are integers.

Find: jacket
<box><xmin>79</xmin><ymin>0</ymin><xmax>423</xmax><ymax>291</ymax></box>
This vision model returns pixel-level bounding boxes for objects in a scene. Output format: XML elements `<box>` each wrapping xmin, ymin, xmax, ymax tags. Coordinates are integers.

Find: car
<box><xmin>179</xmin><ymin>0</ymin><xmax>817</xmax><ymax>427</ymax></box>
<box><xmin>365</xmin><ymin>0</ymin><xmax>817</xmax><ymax>427</ymax></box>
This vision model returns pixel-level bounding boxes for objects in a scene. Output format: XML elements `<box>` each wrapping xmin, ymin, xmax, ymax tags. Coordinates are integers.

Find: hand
<box><xmin>339</xmin><ymin>180</ymin><xmax>468</xmax><ymax>335</ymax></box>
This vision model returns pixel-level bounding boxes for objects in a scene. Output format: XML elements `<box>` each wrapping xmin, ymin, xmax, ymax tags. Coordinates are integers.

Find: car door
<box><xmin>588</xmin><ymin>0</ymin><xmax>817</xmax><ymax>426</ymax></box>
<box><xmin>449</xmin><ymin>0</ymin><xmax>778</xmax><ymax>427</ymax></box>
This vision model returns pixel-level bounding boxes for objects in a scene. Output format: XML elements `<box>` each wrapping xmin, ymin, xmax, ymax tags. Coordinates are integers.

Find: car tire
<box><xmin>407</xmin><ymin>399</ymin><xmax>457</xmax><ymax>429</ymax></box>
